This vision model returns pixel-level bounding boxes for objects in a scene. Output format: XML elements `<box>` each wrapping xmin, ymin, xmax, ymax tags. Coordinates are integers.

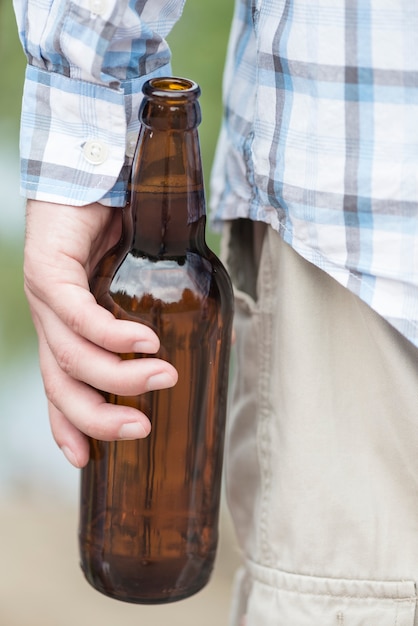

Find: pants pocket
<box><xmin>244</xmin><ymin>562</ymin><xmax>416</xmax><ymax>626</ymax></box>
<box><xmin>221</xmin><ymin>218</ymin><xmax>267</xmax><ymax>310</ymax></box>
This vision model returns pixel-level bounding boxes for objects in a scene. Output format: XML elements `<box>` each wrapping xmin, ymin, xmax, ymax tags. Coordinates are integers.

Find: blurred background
<box><xmin>0</xmin><ymin>1</ymin><xmax>241</xmax><ymax>624</ymax></box>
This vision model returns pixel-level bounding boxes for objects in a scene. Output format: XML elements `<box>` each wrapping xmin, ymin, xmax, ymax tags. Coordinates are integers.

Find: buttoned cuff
<box><xmin>19</xmin><ymin>64</ymin><xmax>171</xmax><ymax>207</ymax></box>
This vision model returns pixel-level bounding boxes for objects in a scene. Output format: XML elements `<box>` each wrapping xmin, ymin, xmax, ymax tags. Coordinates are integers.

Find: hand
<box><xmin>24</xmin><ymin>200</ymin><xmax>178</xmax><ymax>468</ymax></box>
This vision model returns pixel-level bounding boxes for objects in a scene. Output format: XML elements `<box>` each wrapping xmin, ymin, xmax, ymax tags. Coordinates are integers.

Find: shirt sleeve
<box><xmin>13</xmin><ymin>0</ymin><xmax>185</xmax><ymax>206</ymax></box>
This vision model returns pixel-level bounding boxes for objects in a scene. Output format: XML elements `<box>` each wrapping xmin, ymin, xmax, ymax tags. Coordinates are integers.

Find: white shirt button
<box><xmin>83</xmin><ymin>140</ymin><xmax>108</xmax><ymax>165</ymax></box>
<box><xmin>89</xmin><ymin>0</ymin><xmax>107</xmax><ymax>16</ymax></box>
<box><xmin>126</xmin><ymin>131</ymin><xmax>138</xmax><ymax>159</ymax></box>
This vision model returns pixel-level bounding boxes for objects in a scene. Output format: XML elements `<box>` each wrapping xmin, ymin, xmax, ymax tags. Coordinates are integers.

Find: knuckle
<box><xmin>43</xmin><ymin>376</ymin><xmax>62</xmax><ymax>411</ymax></box>
<box><xmin>55</xmin><ymin>343</ymin><xmax>78</xmax><ymax>376</ymax></box>
<box><xmin>61</xmin><ymin>307</ymin><xmax>83</xmax><ymax>337</ymax></box>
<box><xmin>23</xmin><ymin>269</ymin><xmax>37</xmax><ymax>302</ymax></box>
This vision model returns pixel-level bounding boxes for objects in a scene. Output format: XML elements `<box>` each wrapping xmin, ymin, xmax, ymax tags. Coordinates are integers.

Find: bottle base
<box><xmin>82</xmin><ymin>571</ymin><xmax>209</xmax><ymax>605</ymax></box>
<box><xmin>80</xmin><ymin>554</ymin><xmax>214</xmax><ymax>604</ymax></box>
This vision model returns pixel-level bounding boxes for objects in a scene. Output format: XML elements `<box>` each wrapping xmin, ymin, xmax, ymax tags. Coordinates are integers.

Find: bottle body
<box><xmin>78</xmin><ymin>78</ymin><xmax>234</xmax><ymax>604</ymax></box>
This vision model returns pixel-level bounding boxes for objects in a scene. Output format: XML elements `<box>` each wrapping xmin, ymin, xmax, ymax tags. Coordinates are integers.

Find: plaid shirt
<box><xmin>14</xmin><ymin>0</ymin><xmax>418</xmax><ymax>346</ymax></box>
<box><xmin>14</xmin><ymin>0</ymin><xmax>184</xmax><ymax>205</ymax></box>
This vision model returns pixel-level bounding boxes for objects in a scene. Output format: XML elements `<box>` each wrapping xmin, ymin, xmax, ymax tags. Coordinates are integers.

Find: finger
<box><xmin>28</xmin><ymin>283</ymin><xmax>161</xmax><ymax>356</ymax></box>
<box><xmin>38</xmin><ymin>333</ymin><xmax>153</xmax><ymax>443</ymax></box>
<box><xmin>48</xmin><ymin>402</ymin><xmax>90</xmax><ymax>468</ymax></box>
<box><xmin>51</xmin><ymin>283</ymin><xmax>158</xmax><ymax>353</ymax></box>
<box><xmin>37</xmin><ymin>298</ymin><xmax>177</xmax><ymax>395</ymax></box>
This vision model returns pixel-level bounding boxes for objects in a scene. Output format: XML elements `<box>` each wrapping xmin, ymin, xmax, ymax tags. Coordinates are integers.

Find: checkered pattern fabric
<box><xmin>210</xmin><ymin>0</ymin><xmax>418</xmax><ymax>345</ymax></box>
<box><xmin>14</xmin><ymin>0</ymin><xmax>185</xmax><ymax>205</ymax></box>
<box><xmin>13</xmin><ymin>0</ymin><xmax>418</xmax><ymax>345</ymax></box>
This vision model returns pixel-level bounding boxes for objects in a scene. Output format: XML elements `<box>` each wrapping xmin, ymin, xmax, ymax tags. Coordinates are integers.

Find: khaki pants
<box><xmin>223</xmin><ymin>221</ymin><xmax>418</xmax><ymax>626</ymax></box>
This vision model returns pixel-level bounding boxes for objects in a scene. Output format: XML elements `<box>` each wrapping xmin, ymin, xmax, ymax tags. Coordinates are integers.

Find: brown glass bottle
<box><xmin>78</xmin><ymin>77</ymin><xmax>234</xmax><ymax>604</ymax></box>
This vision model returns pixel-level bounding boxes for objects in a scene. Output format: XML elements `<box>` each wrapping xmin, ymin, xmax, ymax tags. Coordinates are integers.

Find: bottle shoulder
<box><xmin>92</xmin><ymin>249</ymin><xmax>231</xmax><ymax>311</ymax></box>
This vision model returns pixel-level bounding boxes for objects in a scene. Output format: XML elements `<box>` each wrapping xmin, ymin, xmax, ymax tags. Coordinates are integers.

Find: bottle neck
<box><xmin>128</xmin><ymin>125</ymin><xmax>207</xmax><ymax>259</ymax></box>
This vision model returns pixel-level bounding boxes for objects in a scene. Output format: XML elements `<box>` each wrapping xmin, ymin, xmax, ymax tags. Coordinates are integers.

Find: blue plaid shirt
<box><xmin>14</xmin><ymin>0</ymin><xmax>418</xmax><ymax>346</ymax></box>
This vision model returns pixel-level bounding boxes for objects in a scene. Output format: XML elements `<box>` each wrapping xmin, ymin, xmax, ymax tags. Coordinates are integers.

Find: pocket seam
<box><xmin>246</xmin><ymin>559</ymin><xmax>417</xmax><ymax>602</ymax></box>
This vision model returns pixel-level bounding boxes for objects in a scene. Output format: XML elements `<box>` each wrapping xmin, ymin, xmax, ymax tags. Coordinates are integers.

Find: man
<box><xmin>14</xmin><ymin>0</ymin><xmax>418</xmax><ymax>623</ymax></box>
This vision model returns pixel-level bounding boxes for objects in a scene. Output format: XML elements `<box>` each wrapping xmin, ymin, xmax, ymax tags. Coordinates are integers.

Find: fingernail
<box><xmin>133</xmin><ymin>340</ymin><xmax>158</xmax><ymax>353</ymax></box>
<box><xmin>146</xmin><ymin>372</ymin><xmax>176</xmax><ymax>392</ymax></box>
<box><xmin>61</xmin><ymin>445</ymin><xmax>79</xmax><ymax>467</ymax></box>
<box><xmin>119</xmin><ymin>422</ymin><xmax>148</xmax><ymax>439</ymax></box>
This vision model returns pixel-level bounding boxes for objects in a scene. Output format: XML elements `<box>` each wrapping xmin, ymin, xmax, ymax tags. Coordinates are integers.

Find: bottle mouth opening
<box><xmin>143</xmin><ymin>77</ymin><xmax>201</xmax><ymax>100</ymax></box>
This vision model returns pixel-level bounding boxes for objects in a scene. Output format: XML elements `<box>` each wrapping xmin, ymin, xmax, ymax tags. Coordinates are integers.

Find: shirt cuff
<box><xmin>19</xmin><ymin>63</ymin><xmax>171</xmax><ymax>207</ymax></box>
